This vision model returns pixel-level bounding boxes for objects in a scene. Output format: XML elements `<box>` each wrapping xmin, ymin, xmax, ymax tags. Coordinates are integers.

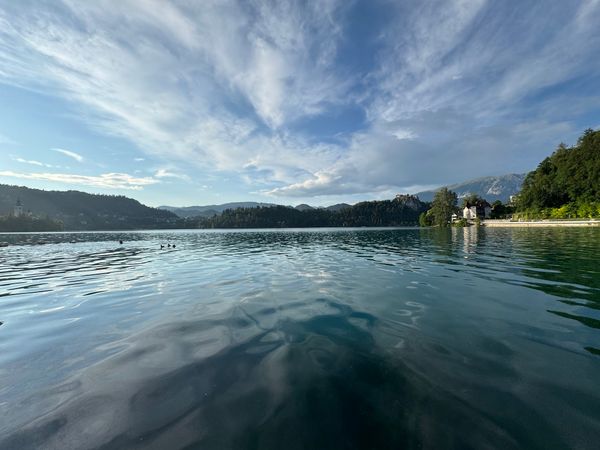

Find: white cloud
<box><xmin>12</xmin><ymin>156</ymin><xmax>58</xmax><ymax>168</ymax></box>
<box><xmin>51</xmin><ymin>148</ymin><xmax>84</xmax><ymax>162</ymax></box>
<box><xmin>0</xmin><ymin>170</ymin><xmax>158</xmax><ymax>190</ymax></box>
<box><xmin>15</xmin><ymin>158</ymin><xmax>43</xmax><ymax>166</ymax></box>
<box><xmin>154</xmin><ymin>168</ymin><xmax>189</xmax><ymax>181</ymax></box>
<box><xmin>0</xmin><ymin>1</ymin><xmax>354</xmax><ymax>195</ymax></box>
<box><xmin>0</xmin><ymin>1</ymin><xmax>598</xmax><ymax>200</ymax></box>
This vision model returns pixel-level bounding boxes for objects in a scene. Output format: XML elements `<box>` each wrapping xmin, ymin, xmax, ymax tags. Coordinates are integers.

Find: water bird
<box><xmin>119</xmin><ymin>240</ymin><xmax>123</xmax><ymax>245</ymax></box>
<box><xmin>168</xmin><ymin>244</ymin><xmax>171</xmax><ymax>248</ymax></box>
<box><xmin>160</xmin><ymin>244</ymin><xmax>165</xmax><ymax>249</ymax></box>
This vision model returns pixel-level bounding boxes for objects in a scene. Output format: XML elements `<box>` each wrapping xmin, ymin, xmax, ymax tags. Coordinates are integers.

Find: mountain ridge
<box><xmin>415</xmin><ymin>173</ymin><xmax>526</xmax><ymax>203</ymax></box>
<box><xmin>0</xmin><ymin>184</ymin><xmax>177</xmax><ymax>230</ymax></box>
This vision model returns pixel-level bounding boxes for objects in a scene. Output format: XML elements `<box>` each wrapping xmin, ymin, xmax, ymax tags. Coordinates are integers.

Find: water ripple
<box><xmin>0</xmin><ymin>228</ymin><xmax>599</xmax><ymax>449</ymax></box>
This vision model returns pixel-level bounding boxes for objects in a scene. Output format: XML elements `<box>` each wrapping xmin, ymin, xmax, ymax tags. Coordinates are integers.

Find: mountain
<box><xmin>0</xmin><ymin>184</ymin><xmax>178</xmax><ymax>230</ymax></box>
<box><xmin>516</xmin><ymin>128</ymin><xmax>600</xmax><ymax>217</ymax></box>
<box><xmin>295</xmin><ymin>204</ymin><xmax>315</xmax><ymax>211</ymax></box>
<box><xmin>192</xmin><ymin>195</ymin><xmax>427</xmax><ymax>228</ymax></box>
<box><xmin>415</xmin><ymin>174</ymin><xmax>526</xmax><ymax>203</ymax></box>
<box><xmin>160</xmin><ymin>202</ymin><xmax>278</xmax><ymax>218</ymax></box>
<box><xmin>324</xmin><ymin>203</ymin><xmax>351</xmax><ymax>212</ymax></box>
<box><xmin>162</xmin><ymin>202</ymin><xmax>353</xmax><ymax>218</ymax></box>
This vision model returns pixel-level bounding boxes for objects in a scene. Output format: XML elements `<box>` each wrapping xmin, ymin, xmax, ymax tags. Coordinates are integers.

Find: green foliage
<box><xmin>490</xmin><ymin>201</ymin><xmax>515</xmax><ymax>219</ymax></box>
<box><xmin>513</xmin><ymin>201</ymin><xmax>600</xmax><ymax>220</ymax></box>
<box><xmin>419</xmin><ymin>211</ymin><xmax>433</xmax><ymax>227</ymax></box>
<box><xmin>0</xmin><ymin>215</ymin><xmax>63</xmax><ymax>232</ymax></box>
<box><xmin>460</xmin><ymin>194</ymin><xmax>484</xmax><ymax>209</ymax></box>
<box><xmin>452</xmin><ymin>218</ymin><xmax>468</xmax><ymax>227</ymax></box>
<box><xmin>428</xmin><ymin>188</ymin><xmax>457</xmax><ymax>227</ymax></box>
<box><xmin>0</xmin><ymin>184</ymin><xmax>178</xmax><ymax>230</ymax></box>
<box><xmin>192</xmin><ymin>197</ymin><xmax>428</xmax><ymax>228</ymax></box>
<box><xmin>518</xmin><ymin>129</ymin><xmax>600</xmax><ymax>214</ymax></box>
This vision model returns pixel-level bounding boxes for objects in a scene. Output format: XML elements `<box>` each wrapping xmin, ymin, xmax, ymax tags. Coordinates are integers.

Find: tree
<box><xmin>460</xmin><ymin>194</ymin><xmax>483</xmax><ymax>209</ymax></box>
<box><xmin>429</xmin><ymin>188</ymin><xmax>457</xmax><ymax>227</ymax></box>
<box><xmin>517</xmin><ymin>128</ymin><xmax>600</xmax><ymax>214</ymax></box>
<box><xmin>491</xmin><ymin>200</ymin><xmax>507</xmax><ymax>219</ymax></box>
<box><xmin>419</xmin><ymin>211</ymin><xmax>433</xmax><ymax>227</ymax></box>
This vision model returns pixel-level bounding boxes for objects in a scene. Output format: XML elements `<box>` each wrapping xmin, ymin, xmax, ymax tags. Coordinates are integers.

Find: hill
<box><xmin>295</xmin><ymin>204</ymin><xmax>314</xmax><ymax>211</ymax></box>
<box><xmin>159</xmin><ymin>202</ymin><xmax>278</xmax><ymax>218</ymax></box>
<box><xmin>517</xmin><ymin>129</ymin><xmax>600</xmax><ymax>218</ymax></box>
<box><xmin>192</xmin><ymin>195</ymin><xmax>427</xmax><ymax>228</ymax></box>
<box><xmin>324</xmin><ymin>203</ymin><xmax>351</xmax><ymax>212</ymax></box>
<box><xmin>416</xmin><ymin>174</ymin><xmax>525</xmax><ymax>203</ymax></box>
<box><xmin>0</xmin><ymin>184</ymin><xmax>178</xmax><ymax>230</ymax></box>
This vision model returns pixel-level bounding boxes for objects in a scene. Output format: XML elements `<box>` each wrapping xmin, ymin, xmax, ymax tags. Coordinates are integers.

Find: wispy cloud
<box><xmin>154</xmin><ymin>168</ymin><xmax>190</xmax><ymax>181</ymax></box>
<box><xmin>0</xmin><ymin>170</ymin><xmax>158</xmax><ymax>190</ymax></box>
<box><xmin>51</xmin><ymin>148</ymin><xmax>84</xmax><ymax>163</ymax></box>
<box><xmin>0</xmin><ymin>1</ymin><xmax>350</xmax><ymax>185</ymax></box>
<box><xmin>15</xmin><ymin>158</ymin><xmax>43</xmax><ymax>167</ymax></box>
<box><xmin>0</xmin><ymin>1</ymin><xmax>599</xmax><ymax>200</ymax></box>
<box><xmin>14</xmin><ymin>157</ymin><xmax>58</xmax><ymax>168</ymax></box>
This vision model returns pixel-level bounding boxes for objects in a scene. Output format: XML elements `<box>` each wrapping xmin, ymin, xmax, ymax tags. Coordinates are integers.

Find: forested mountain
<box><xmin>516</xmin><ymin>129</ymin><xmax>600</xmax><ymax>218</ymax></box>
<box><xmin>161</xmin><ymin>201</ymin><xmax>351</xmax><ymax>218</ymax></box>
<box><xmin>416</xmin><ymin>174</ymin><xmax>525</xmax><ymax>202</ymax></box>
<box><xmin>0</xmin><ymin>215</ymin><xmax>64</xmax><ymax>232</ymax></box>
<box><xmin>294</xmin><ymin>204</ymin><xmax>314</xmax><ymax>211</ymax></box>
<box><xmin>160</xmin><ymin>202</ymin><xmax>278</xmax><ymax>218</ymax></box>
<box><xmin>325</xmin><ymin>203</ymin><xmax>351</xmax><ymax>212</ymax></box>
<box><xmin>0</xmin><ymin>184</ymin><xmax>178</xmax><ymax>230</ymax></box>
<box><xmin>191</xmin><ymin>195</ymin><xmax>427</xmax><ymax>228</ymax></box>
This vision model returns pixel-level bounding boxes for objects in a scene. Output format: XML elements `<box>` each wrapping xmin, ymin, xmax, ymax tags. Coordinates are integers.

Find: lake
<box><xmin>0</xmin><ymin>228</ymin><xmax>599</xmax><ymax>449</ymax></box>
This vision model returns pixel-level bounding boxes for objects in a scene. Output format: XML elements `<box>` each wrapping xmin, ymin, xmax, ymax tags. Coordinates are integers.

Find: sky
<box><xmin>0</xmin><ymin>0</ymin><xmax>599</xmax><ymax>207</ymax></box>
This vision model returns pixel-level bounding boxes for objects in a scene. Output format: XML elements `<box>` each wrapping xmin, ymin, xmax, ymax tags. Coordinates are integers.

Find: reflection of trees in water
<box><xmin>0</xmin><ymin>309</ymin><xmax>567</xmax><ymax>450</ymax></box>
<box><xmin>507</xmin><ymin>228</ymin><xmax>600</xmax><ymax>356</ymax></box>
<box><xmin>419</xmin><ymin>226</ymin><xmax>483</xmax><ymax>259</ymax></box>
<box><xmin>511</xmin><ymin>228</ymin><xmax>600</xmax><ymax>292</ymax></box>
<box><xmin>419</xmin><ymin>228</ymin><xmax>457</xmax><ymax>258</ymax></box>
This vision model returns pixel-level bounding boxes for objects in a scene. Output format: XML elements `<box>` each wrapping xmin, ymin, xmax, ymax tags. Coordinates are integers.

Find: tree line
<box><xmin>515</xmin><ymin>128</ymin><xmax>600</xmax><ymax>219</ymax></box>
<box><xmin>0</xmin><ymin>184</ymin><xmax>178</xmax><ymax>230</ymax></box>
<box><xmin>186</xmin><ymin>197</ymin><xmax>428</xmax><ymax>228</ymax></box>
<box><xmin>0</xmin><ymin>215</ymin><xmax>64</xmax><ymax>232</ymax></box>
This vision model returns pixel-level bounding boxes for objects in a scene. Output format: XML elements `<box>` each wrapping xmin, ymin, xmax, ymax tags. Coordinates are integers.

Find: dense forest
<box><xmin>516</xmin><ymin>129</ymin><xmax>600</xmax><ymax>219</ymax></box>
<box><xmin>0</xmin><ymin>184</ymin><xmax>179</xmax><ymax>230</ymax></box>
<box><xmin>0</xmin><ymin>215</ymin><xmax>63</xmax><ymax>232</ymax></box>
<box><xmin>0</xmin><ymin>184</ymin><xmax>427</xmax><ymax>231</ymax></box>
<box><xmin>190</xmin><ymin>195</ymin><xmax>428</xmax><ymax>228</ymax></box>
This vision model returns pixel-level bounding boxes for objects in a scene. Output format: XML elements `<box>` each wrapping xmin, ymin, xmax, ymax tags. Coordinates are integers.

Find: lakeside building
<box><xmin>463</xmin><ymin>200</ymin><xmax>492</xmax><ymax>221</ymax></box>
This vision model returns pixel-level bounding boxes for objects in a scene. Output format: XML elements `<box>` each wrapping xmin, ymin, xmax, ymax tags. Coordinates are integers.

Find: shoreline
<box><xmin>483</xmin><ymin>219</ymin><xmax>600</xmax><ymax>227</ymax></box>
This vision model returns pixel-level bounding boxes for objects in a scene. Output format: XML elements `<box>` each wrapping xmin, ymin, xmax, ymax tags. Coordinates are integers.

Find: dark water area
<box><xmin>0</xmin><ymin>227</ymin><xmax>599</xmax><ymax>449</ymax></box>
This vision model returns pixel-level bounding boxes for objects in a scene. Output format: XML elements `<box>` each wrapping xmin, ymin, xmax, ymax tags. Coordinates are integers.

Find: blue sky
<box><xmin>0</xmin><ymin>0</ymin><xmax>599</xmax><ymax>207</ymax></box>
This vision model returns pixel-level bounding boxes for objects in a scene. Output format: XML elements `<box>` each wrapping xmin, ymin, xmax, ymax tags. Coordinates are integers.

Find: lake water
<box><xmin>0</xmin><ymin>228</ymin><xmax>599</xmax><ymax>449</ymax></box>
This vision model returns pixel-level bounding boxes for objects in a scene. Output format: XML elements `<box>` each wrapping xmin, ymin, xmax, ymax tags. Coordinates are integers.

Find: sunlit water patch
<box><xmin>0</xmin><ymin>228</ymin><xmax>599</xmax><ymax>449</ymax></box>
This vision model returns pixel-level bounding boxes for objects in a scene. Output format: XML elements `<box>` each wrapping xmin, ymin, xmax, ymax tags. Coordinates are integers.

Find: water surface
<box><xmin>1</xmin><ymin>228</ymin><xmax>599</xmax><ymax>449</ymax></box>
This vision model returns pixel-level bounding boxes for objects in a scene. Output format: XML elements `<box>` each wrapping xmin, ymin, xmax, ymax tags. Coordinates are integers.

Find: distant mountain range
<box><xmin>415</xmin><ymin>174</ymin><xmax>526</xmax><ymax>203</ymax></box>
<box><xmin>160</xmin><ymin>174</ymin><xmax>524</xmax><ymax>219</ymax></box>
<box><xmin>0</xmin><ymin>184</ymin><xmax>177</xmax><ymax>230</ymax></box>
<box><xmin>0</xmin><ymin>173</ymin><xmax>525</xmax><ymax>231</ymax></box>
<box><xmin>160</xmin><ymin>202</ymin><xmax>352</xmax><ymax>218</ymax></box>
<box><xmin>159</xmin><ymin>202</ymin><xmax>279</xmax><ymax>218</ymax></box>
